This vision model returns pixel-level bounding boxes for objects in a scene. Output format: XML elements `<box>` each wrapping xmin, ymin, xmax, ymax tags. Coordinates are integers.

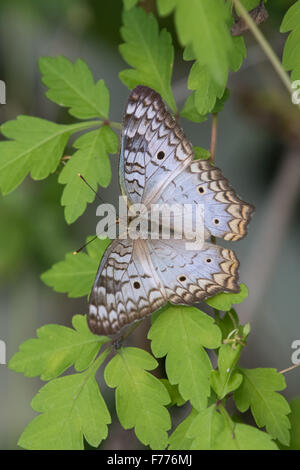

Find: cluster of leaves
<box><xmin>2</xmin><ymin>0</ymin><xmax>300</xmax><ymax>450</ymax></box>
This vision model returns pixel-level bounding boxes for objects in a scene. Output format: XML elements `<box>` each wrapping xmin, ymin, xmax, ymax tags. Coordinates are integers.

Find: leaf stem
<box><xmin>210</xmin><ymin>113</ymin><xmax>218</xmax><ymax>164</ymax></box>
<box><xmin>231</xmin><ymin>0</ymin><xmax>292</xmax><ymax>95</ymax></box>
<box><xmin>279</xmin><ymin>362</ymin><xmax>300</xmax><ymax>375</ymax></box>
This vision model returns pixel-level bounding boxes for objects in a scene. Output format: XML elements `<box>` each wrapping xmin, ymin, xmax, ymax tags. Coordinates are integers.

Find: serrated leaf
<box><xmin>157</xmin><ymin>0</ymin><xmax>246</xmax><ymax>89</ymax></box>
<box><xmin>280</xmin><ymin>1</ymin><xmax>300</xmax><ymax>82</ymax></box>
<box><xmin>39</xmin><ymin>56</ymin><xmax>110</xmax><ymax>119</ymax></box>
<box><xmin>0</xmin><ymin>117</ymin><xmax>91</xmax><ymax>194</ymax></box>
<box><xmin>180</xmin><ymin>93</ymin><xmax>207</xmax><ymax>122</ymax></box>
<box><xmin>187</xmin><ymin>405</ymin><xmax>278</xmax><ymax>450</ymax></box>
<box><xmin>41</xmin><ymin>237</ymin><xmax>110</xmax><ymax>297</ymax></box>
<box><xmin>104</xmin><ymin>347</ymin><xmax>171</xmax><ymax>450</ymax></box>
<box><xmin>206</xmin><ymin>283</ymin><xmax>248</xmax><ymax>311</ymax></box>
<box><xmin>8</xmin><ymin>315</ymin><xmax>109</xmax><ymax>381</ymax></box>
<box><xmin>149</xmin><ymin>305</ymin><xmax>221</xmax><ymax>411</ymax></box>
<box><xmin>193</xmin><ymin>146</ymin><xmax>210</xmax><ymax>160</ymax></box>
<box><xmin>283</xmin><ymin>398</ymin><xmax>300</xmax><ymax>450</ymax></box>
<box><xmin>168</xmin><ymin>409</ymin><xmax>198</xmax><ymax>450</ymax></box>
<box><xmin>18</xmin><ymin>370</ymin><xmax>111</xmax><ymax>450</ymax></box>
<box><xmin>59</xmin><ymin>126</ymin><xmax>118</xmax><ymax>224</ymax></box>
<box><xmin>119</xmin><ymin>7</ymin><xmax>176</xmax><ymax>111</ymax></box>
<box><xmin>234</xmin><ymin>368</ymin><xmax>291</xmax><ymax>445</ymax></box>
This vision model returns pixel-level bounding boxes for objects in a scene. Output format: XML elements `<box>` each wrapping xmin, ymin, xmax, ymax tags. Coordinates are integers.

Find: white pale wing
<box><xmin>88</xmin><ymin>237</ymin><xmax>239</xmax><ymax>336</ymax></box>
<box><xmin>119</xmin><ymin>86</ymin><xmax>193</xmax><ymax>206</ymax></box>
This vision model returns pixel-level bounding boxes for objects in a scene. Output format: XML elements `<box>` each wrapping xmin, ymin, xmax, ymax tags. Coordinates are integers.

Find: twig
<box><xmin>279</xmin><ymin>362</ymin><xmax>300</xmax><ymax>375</ymax></box>
<box><xmin>231</xmin><ymin>0</ymin><xmax>293</xmax><ymax>98</ymax></box>
<box><xmin>210</xmin><ymin>113</ymin><xmax>218</xmax><ymax>164</ymax></box>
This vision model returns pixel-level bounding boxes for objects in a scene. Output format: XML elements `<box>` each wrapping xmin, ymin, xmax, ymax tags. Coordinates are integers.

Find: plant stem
<box><xmin>232</xmin><ymin>0</ymin><xmax>292</xmax><ymax>95</ymax></box>
<box><xmin>210</xmin><ymin>113</ymin><xmax>218</xmax><ymax>164</ymax></box>
<box><xmin>279</xmin><ymin>362</ymin><xmax>300</xmax><ymax>375</ymax></box>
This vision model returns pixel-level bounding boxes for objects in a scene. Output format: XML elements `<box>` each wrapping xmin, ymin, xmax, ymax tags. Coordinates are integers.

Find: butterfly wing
<box><xmin>157</xmin><ymin>159</ymin><xmax>254</xmax><ymax>241</ymax></box>
<box><xmin>120</xmin><ymin>86</ymin><xmax>193</xmax><ymax>206</ymax></box>
<box><xmin>88</xmin><ymin>237</ymin><xmax>239</xmax><ymax>336</ymax></box>
<box><xmin>88</xmin><ymin>238</ymin><xmax>167</xmax><ymax>335</ymax></box>
<box><xmin>146</xmin><ymin>238</ymin><xmax>240</xmax><ymax>304</ymax></box>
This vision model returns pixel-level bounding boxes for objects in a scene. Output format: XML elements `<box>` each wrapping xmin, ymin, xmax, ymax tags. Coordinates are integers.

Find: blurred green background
<box><xmin>0</xmin><ymin>0</ymin><xmax>299</xmax><ymax>449</ymax></box>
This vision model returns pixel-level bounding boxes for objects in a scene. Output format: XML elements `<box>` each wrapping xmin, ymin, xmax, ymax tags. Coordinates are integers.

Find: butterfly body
<box><xmin>88</xmin><ymin>86</ymin><xmax>254</xmax><ymax>336</ymax></box>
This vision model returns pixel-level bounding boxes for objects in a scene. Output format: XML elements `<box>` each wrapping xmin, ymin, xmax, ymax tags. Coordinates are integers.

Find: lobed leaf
<box><xmin>59</xmin><ymin>126</ymin><xmax>119</xmax><ymax>224</ymax></box>
<box><xmin>41</xmin><ymin>237</ymin><xmax>110</xmax><ymax>298</ymax></box>
<box><xmin>18</xmin><ymin>370</ymin><xmax>111</xmax><ymax>450</ymax></box>
<box><xmin>0</xmin><ymin>117</ymin><xmax>89</xmax><ymax>194</ymax></box>
<box><xmin>119</xmin><ymin>7</ymin><xmax>176</xmax><ymax>111</ymax></box>
<box><xmin>149</xmin><ymin>305</ymin><xmax>221</xmax><ymax>411</ymax></box>
<box><xmin>8</xmin><ymin>314</ymin><xmax>109</xmax><ymax>381</ymax></box>
<box><xmin>168</xmin><ymin>409</ymin><xmax>198</xmax><ymax>450</ymax></box>
<box><xmin>206</xmin><ymin>283</ymin><xmax>248</xmax><ymax>311</ymax></box>
<box><xmin>39</xmin><ymin>56</ymin><xmax>110</xmax><ymax>119</ymax></box>
<box><xmin>104</xmin><ymin>347</ymin><xmax>171</xmax><ymax>449</ymax></box>
<box><xmin>187</xmin><ymin>404</ymin><xmax>278</xmax><ymax>450</ymax></box>
<box><xmin>157</xmin><ymin>0</ymin><xmax>246</xmax><ymax>92</ymax></box>
<box><xmin>234</xmin><ymin>368</ymin><xmax>291</xmax><ymax>445</ymax></box>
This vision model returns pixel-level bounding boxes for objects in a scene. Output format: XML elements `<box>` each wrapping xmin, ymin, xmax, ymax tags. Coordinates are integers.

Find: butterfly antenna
<box><xmin>73</xmin><ymin>235</ymin><xmax>99</xmax><ymax>254</ymax></box>
<box><xmin>78</xmin><ymin>173</ymin><xmax>106</xmax><ymax>204</ymax></box>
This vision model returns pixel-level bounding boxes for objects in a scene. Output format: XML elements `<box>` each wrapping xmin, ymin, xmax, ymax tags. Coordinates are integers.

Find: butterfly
<box><xmin>88</xmin><ymin>86</ymin><xmax>254</xmax><ymax>336</ymax></box>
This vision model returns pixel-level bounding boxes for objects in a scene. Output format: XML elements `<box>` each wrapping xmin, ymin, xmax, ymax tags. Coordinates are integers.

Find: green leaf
<box><xmin>149</xmin><ymin>305</ymin><xmax>221</xmax><ymax>410</ymax></box>
<box><xmin>215</xmin><ymin>309</ymin><xmax>240</xmax><ymax>340</ymax></box>
<box><xmin>168</xmin><ymin>409</ymin><xmax>198</xmax><ymax>450</ymax></box>
<box><xmin>193</xmin><ymin>146</ymin><xmax>211</xmax><ymax>160</ymax></box>
<box><xmin>160</xmin><ymin>379</ymin><xmax>186</xmax><ymax>407</ymax></box>
<box><xmin>157</xmin><ymin>0</ymin><xmax>246</xmax><ymax>88</ymax></box>
<box><xmin>188</xmin><ymin>63</ymin><xmax>224</xmax><ymax>114</ymax></box>
<box><xmin>282</xmin><ymin>398</ymin><xmax>300</xmax><ymax>450</ymax></box>
<box><xmin>123</xmin><ymin>0</ymin><xmax>139</xmax><ymax>9</ymax></box>
<box><xmin>8</xmin><ymin>315</ymin><xmax>109</xmax><ymax>381</ymax></box>
<box><xmin>206</xmin><ymin>283</ymin><xmax>248</xmax><ymax>311</ymax></box>
<box><xmin>59</xmin><ymin>126</ymin><xmax>118</xmax><ymax>224</ymax></box>
<box><xmin>180</xmin><ymin>93</ymin><xmax>207</xmax><ymax>122</ymax></box>
<box><xmin>41</xmin><ymin>237</ymin><xmax>110</xmax><ymax>298</ymax></box>
<box><xmin>280</xmin><ymin>0</ymin><xmax>300</xmax><ymax>82</ymax></box>
<box><xmin>119</xmin><ymin>7</ymin><xmax>176</xmax><ymax>111</ymax></box>
<box><xmin>104</xmin><ymin>347</ymin><xmax>171</xmax><ymax>450</ymax></box>
<box><xmin>18</xmin><ymin>370</ymin><xmax>111</xmax><ymax>450</ymax></box>
<box><xmin>187</xmin><ymin>405</ymin><xmax>278</xmax><ymax>450</ymax></box>
<box><xmin>0</xmin><ymin>117</ymin><xmax>89</xmax><ymax>194</ymax></box>
<box><xmin>39</xmin><ymin>56</ymin><xmax>110</xmax><ymax>119</ymax></box>
<box><xmin>211</xmin><ymin>319</ymin><xmax>250</xmax><ymax>398</ymax></box>
<box><xmin>211</xmin><ymin>345</ymin><xmax>243</xmax><ymax>399</ymax></box>
<box><xmin>234</xmin><ymin>368</ymin><xmax>291</xmax><ymax>446</ymax></box>
<box><xmin>212</xmin><ymin>88</ymin><xmax>230</xmax><ymax>113</ymax></box>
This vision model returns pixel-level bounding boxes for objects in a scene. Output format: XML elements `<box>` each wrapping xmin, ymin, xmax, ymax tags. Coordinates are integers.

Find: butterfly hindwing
<box><xmin>88</xmin><ymin>238</ymin><xmax>167</xmax><ymax>335</ymax></box>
